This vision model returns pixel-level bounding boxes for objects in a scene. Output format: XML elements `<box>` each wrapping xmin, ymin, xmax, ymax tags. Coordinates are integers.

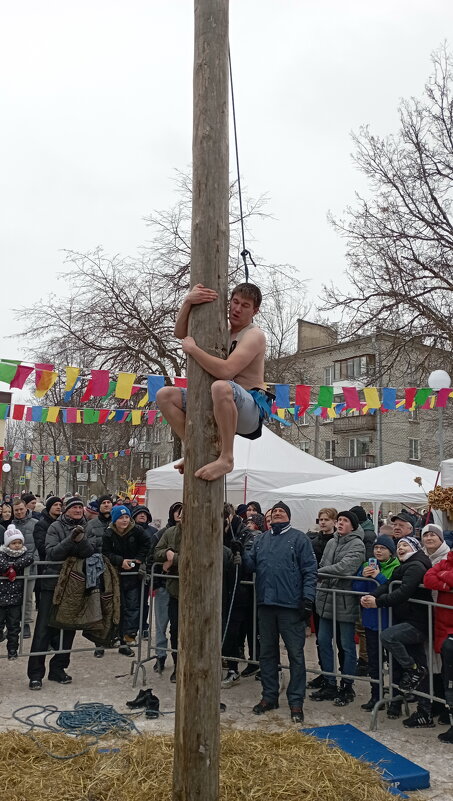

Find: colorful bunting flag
<box><xmin>294</xmin><ymin>385</ymin><xmax>311</xmax><ymax>415</ymax></box>
<box><xmin>317</xmin><ymin>386</ymin><xmax>334</xmax><ymax>408</ymax></box>
<box><xmin>342</xmin><ymin>386</ymin><xmax>361</xmax><ymax>410</ymax></box>
<box><xmin>10</xmin><ymin>365</ymin><xmax>33</xmax><ymax>389</ymax></box>
<box><xmin>274</xmin><ymin>384</ymin><xmax>290</xmax><ymax>409</ymax></box>
<box><xmin>147</xmin><ymin>375</ymin><xmax>165</xmax><ymax>402</ymax></box>
<box><xmin>115</xmin><ymin>372</ymin><xmax>136</xmax><ymax>400</ymax></box>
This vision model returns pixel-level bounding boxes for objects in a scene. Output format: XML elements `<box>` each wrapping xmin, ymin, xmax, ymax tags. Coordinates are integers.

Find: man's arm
<box><xmin>174</xmin><ymin>284</ymin><xmax>218</xmax><ymax>338</ymax></box>
<box><xmin>182</xmin><ymin>327</ymin><xmax>265</xmax><ymax>381</ymax></box>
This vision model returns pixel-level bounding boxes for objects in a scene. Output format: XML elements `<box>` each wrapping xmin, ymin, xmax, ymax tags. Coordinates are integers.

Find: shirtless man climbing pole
<box><xmin>156</xmin><ymin>282</ymin><xmax>270</xmax><ymax>481</ymax></box>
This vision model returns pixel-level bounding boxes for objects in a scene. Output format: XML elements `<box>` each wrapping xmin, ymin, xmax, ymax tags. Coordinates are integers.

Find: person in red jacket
<box><xmin>424</xmin><ymin>550</ymin><xmax>453</xmax><ymax>744</ymax></box>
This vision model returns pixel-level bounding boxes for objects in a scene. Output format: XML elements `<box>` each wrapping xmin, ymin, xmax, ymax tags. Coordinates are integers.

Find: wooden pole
<box><xmin>172</xmin><ymin>2</ymin><xmax>229</xmax><ymax>801</ymax></box>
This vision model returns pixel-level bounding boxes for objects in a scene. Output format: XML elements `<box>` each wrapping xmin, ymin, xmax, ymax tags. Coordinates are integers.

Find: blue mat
<box><xmin>301</xmin><ymin>724</ymin><xmax>430</xmax><ymax>793</ymax></box>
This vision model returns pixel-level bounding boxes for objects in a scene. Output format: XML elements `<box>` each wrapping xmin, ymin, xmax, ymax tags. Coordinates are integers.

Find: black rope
<box><xmin>229</xmin><ymin>46</ymin><xmax>255</xmax><ymax>283</ymax></box>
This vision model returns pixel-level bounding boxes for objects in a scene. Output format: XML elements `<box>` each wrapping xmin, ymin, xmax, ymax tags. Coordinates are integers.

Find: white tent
<box><xmin>145</xmin><ymin>426</ymin><xmax>345</xmax><ymax>525</ymax></box>
<box><xmin>261</xmin><ymin>462</ymin><xmax>440</xmax><ymax>531</ymax></box>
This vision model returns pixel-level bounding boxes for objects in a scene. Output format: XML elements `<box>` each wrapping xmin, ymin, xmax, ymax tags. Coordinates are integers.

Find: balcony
<box><xmin>333</xmin><ymin>415</ymin><xmax>377</xmax><ymax>434</ymax></box>
<box><xmin>333</xmin><ymin>455</ymin><xmax>376</xmax><ymax>471</ymax></box>
<box><xmin>76</xmin><ymin>472</ymin><xmax>98</xmax><ymax>482</ymax></box>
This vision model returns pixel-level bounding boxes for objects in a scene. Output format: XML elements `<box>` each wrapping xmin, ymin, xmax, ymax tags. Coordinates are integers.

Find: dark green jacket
<box><xmin>153</xmin><ymin>524</ymin><xmax>182</xmax><ymax>598</ymax></box>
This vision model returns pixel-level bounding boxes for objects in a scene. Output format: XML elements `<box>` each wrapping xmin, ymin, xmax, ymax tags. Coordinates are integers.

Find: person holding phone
<box><xmin>102</xmin><ymin>506</ymin><xmax>149</xmax><ymax>657</ymax></box>
<box><xmin>352</xmin><ymin>536</ymin><xmax>399</xmax><ymax>710</ymax></box>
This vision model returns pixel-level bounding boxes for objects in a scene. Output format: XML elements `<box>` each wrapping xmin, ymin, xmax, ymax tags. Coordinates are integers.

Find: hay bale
<box><xmin>0</xmin><ymin>729</ymin><xmax>420</xmax><ymax>800</ymax></box>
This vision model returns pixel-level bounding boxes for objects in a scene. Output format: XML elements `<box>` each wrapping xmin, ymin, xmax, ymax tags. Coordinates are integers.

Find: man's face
<box><xmin>50</xmin><ymin>501</ymin><xmax>62</xmax><ymax>518</ymax></box>
<box><xmin>392</xmin><ymin>519</ymin><xmax>413</xmax><ymax>539</ymax></box>
<box><xmin>66</xmin><ymin>504</ymin><xmax>84</xmax><ymax>520</ymax></box>
<box><xmin>271</xmin><ymin>507</ymin><xmax>289</xmax><ymax>525</ymax></box>
<box><xmin>229</xmin><ymin>293</ymin><xmax>258</xmax><ymax>328</ymax></box>
<box><xmin>318</xmin><ymin>513</ymin><xmax>335</xmax><ymax>533</ymax></box>
<box><xmin>100</xmin><ymin>499</ymin><xmax>112</xmax><ymax>514</ymax></box>
<box><xmin>135</xmin><ymin>512</ymin><xmax>148</xmax><ymax>525</ymax></box>
<box><xmin>336</xmin><ymin>516</ymin><xmax>353</xmax><ymax>535</ymax></box>
<box><xmin>14</xmin><ymin>504</ymin><xmax>26</xmax><ymax>520</ymax></box>
<box><xmin>26</xmin><ymin>500</ymin><xmax>36</xmax><ymax>511</ymax></box>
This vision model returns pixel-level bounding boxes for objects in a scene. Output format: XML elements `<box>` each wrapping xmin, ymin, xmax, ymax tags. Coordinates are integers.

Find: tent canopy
<box><xmin>259</xmin><ymin>462</ymin><xmax>439</xmax><ymax>531</ymax></box>
<box><xmin>146</xmin><ymin>426</ymin><xmax>345</xmax><ymax>525</ymax></box>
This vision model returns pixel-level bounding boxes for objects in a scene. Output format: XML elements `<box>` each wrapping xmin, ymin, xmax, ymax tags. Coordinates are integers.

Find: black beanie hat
<box><xmin>349</xmin><ymin>505</ymin><xmax>367</xmax><ymax>523</ymax></box>
<box><xmin>337</xmin><ymin>510</ymin><xmax>359</xmax><ymax>530</ymax></box>
<box><xmin>22</xmin><ymin>492</ymin><xmax>36</xmax><ymax>505</ymax></box>
<box><xmin>45</xmin><ymin>496</ymin><xmax>62</xmax><ymax>513</ymax></box>
<box><xmin>64</xmin><ymin>496</ymin><xmax>84</xmax><ymax>513</ymax></box>
<box><xmin>98</xmin><ymin>494</ymin><xmax>113</xmax><ymax>505</ymax></box>
<box><xmin>132</xmin><ymin>505</ymin><xmax>152</xmax><ymax>523</ymax></box>
<box><xmin>271</xmin><ymin>501</ymin><xmax>291</xmax><ymax>520</ymax></box>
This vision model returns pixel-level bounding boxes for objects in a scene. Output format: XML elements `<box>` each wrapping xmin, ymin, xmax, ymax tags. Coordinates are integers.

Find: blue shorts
<box><xmin>179</xmin><ymin>380</ymin><xmax>260</xmax><ymax>436</ymax></box>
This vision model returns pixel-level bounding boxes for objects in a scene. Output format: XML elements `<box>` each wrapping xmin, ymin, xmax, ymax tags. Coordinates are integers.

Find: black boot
<box><xmin>145</xmin><ymin>691</ymin><xmax>160</xmax><ymax>719</ymax></box>
<box><xmin>307</xmin><ymin>674</ymin><xmax>325</xmax><ymax>690</ymax></box>
<box><xmin>126</xmin><ymin>689</ymin><xmax>153</xmax><ymax>709</ymax></box>
<box><xmin>153</xmin><ymin>656</ymin><xmax>166</xmax><ymax>673</ymax></box>
<box><xmin>310</xmin><ymin>683</ymin><xmax>338</xmax><ymax>701</ymax></box>
<box><xmin>438</xmin><ymin>726</ymin><xmax>453</xmax><ymax>743</ymax></box>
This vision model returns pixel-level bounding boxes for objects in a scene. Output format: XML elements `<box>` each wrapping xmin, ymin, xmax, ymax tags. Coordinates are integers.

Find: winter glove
<box><xmin>5</xmin><ymin>566</ymin><xmax>16</xmax><ymax>582</ymax></box>
<box><xmin>71</xmin><ymin>525</ymin><xmax>85</xmax><ymax>542</ymax></box>
<box><xmin>300</xmin><ymin>599</ymin><xmax>313</xmax><ymax>624</ymax></box>
<box><xmin>232</xmin><ymin>553</ymin><xmax>242</xmax><ymax>567</ymax></box>
<box><xmin>230</xmin><ymin>540</ymin><xmax>243</xmax><ymax>556</ymax></box>
<box><xmin>138</xmin><ymin>562</ymin><xmax>148</xmax><ymax>582</ymax></box>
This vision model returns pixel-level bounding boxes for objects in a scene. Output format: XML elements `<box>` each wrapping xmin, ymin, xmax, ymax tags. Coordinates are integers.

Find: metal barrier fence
<box><xmin>2</xmin><ymin>562</ymin><xmax>452</xmax><ymax>733</ymax></box>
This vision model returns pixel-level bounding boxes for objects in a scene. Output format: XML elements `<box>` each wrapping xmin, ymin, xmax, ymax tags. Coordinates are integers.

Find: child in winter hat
<box><xmin>0</xmin><ymin>525</ymin><xmax>34</xmax><ymax>659</ymax></box>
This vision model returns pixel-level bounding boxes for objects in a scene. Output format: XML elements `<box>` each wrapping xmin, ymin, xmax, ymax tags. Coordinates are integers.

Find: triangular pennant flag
<box><xmin>435</xmin><ymin>387</ymin><xmax>451</xmax><ymax>408</ymax></box>
<box><xmin>137</xmin><ymin>392</ymin><xmax>149</xmax><ymax>408</ymax></box>
<box><xmin>115</xmin><ymin>372</ymin><xmax>136</xmax><ymax>400</ymax></box>
<box><xmin>147</xmin><ymin>375</ymin><xmax>165</xmax><ymax>402</ymax></box>
<box><xmin>35</xmin><ymin>370</ymin><xmax>58</xmax><ymax>398</ymax></box>
<box><xmin>342</xmin><ymin>386</ymin><xmax>361</xmax><ymax>410</ymax></box>
<box><xmin>363</xmin><ymin>387</ymin><xmax>381</xmax><ymax>409</ymax></box>
<box><xmin>0</xmin><ymin>361</ymin><xmax>19</xmax><ymax>384</ymax></box>
<box><xmin>294</xmin><ymin>385</ymin><xmax>311</xmax><ymax>415</ymax></box>
<box><xmin>274</xmin><ymin>384</ymin><xmax>290</xmax><ymax>409</ymax></box>
<box><xmin>46</xmin><ymin>407</ymin><xmax>60</xmax><ymax>423</ymax></box>
<box><xmin>80</xmin><ymin>379</ymin><xmax>94</xmax><ymax>403</ymax></box>
<box><xmin>317</xmin><ymin>386</ymin><xmax>334</xmax><ymax>408</ymax></box>
<box><xmin>147</xmin><ymin>410</ymin><xmax>157</xmax><ymax>424</ymax></box>
<box><xmin>10</xmin><ymin>365</ymin><xmax>33</xmax><ymax>389</ymax></box>
<box><xmin>98</xmin><ymin>409</ymin><xmax>110</xmax><ymax>424</ymax></box>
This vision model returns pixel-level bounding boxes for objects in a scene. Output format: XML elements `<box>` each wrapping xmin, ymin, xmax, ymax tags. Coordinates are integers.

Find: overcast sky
<box><xmin>1</xmin><ymin>0</ymin><xmax>452</xmax><ymax>363</ymax></box>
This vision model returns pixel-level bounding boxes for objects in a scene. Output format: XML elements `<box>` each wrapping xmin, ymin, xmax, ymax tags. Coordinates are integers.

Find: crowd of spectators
<box><xmin>0</xmin><ymin>491</ymin><xmax>452</xmax><ymax>743</ymax></box>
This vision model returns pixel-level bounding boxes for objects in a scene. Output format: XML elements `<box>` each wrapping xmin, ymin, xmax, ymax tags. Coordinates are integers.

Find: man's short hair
<box><xmin>318</xmin><ymin>507</ymin><xmax>338</xmax><ymax>520</ymax></box>
<box><xmin>13</xmin><ymin>498</ymin><xmax>25</xmax><ymax>507</ymax></box>
<box><xmin>230</xmin><ymin>283</ymin><xmax>262</xmax><ymax>309</ymax></box>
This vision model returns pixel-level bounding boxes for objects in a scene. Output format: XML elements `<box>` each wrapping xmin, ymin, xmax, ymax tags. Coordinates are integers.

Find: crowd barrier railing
<box><xmin>2</xmin><ymin>561</ymin><xmax>451</xmax><ymax>734</ymax></box>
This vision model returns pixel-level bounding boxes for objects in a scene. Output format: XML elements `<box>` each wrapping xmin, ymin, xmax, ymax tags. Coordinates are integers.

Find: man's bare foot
<box><xmin>174</xmin><ymin>459</ymin><xmax>184</xmax><ymax>474</ymax></box>
<box><xmin>194</xmin><ymin>457</ymin><xmax>233</xmax><ymax>481</ymax></box>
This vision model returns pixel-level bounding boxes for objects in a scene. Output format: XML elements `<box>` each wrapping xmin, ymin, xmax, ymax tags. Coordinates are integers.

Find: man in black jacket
<box><xmin>361</xmin><ymin>535</ymin><xmax>433</xmax><ymax>727</ymax></box>
<box><xmin>86</xmin><ymin>494</ymin><xmax>113</xmax><ymax>550</ymax></box>
<box><xmin>27</xmin><ymin>497</ymin><xmax>97</xmax><ymax>689</ymax></box>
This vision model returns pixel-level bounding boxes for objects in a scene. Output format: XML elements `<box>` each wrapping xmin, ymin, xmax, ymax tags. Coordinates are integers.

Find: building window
<box><xmin>153</xmin><ymin>427</ymin><xmax>161</xmax><ymax>444</ymax></box>
<box><xmin>408</xmin><ymin>409</ymin><xmax>419</xmax><ymax>422</ymax></box>
<box><xmin>141</xmin><ymin>454</ymin><xmax>153</xmax><ymax>471</ymax></box>
<box><xmin>167</xmin><ymin>427</ymin><xmax>174</xmax><ymax>442</ymax></box>
<box><xmin>325</xmin><ymin>440</ymin><xmax>336</xmax><ymax>461</ymax></box>
<box><xmin>300</xmin><ymin>441</ymin><xmax>310</xmax><ymax>453</ymax></box>
<box><xmin>152</xmin><ymin>454</ymin><xmax>160</xmax><ymax>468</ymax></box>
<box><xmin>297</xmin><ymin>412</ymin><xmax>309</xmax><ymax>426</ymax></box>
<box><xmin>409</xmin><ymin>438</ymin><xmax>420</xmax><ymax>460</ymax></box>
<box><xmin>334</xmin><ymin>354</ymin><xmax>375</xmax><ymax>381</ymax></box>
<box><xmin>324</xmin><ymin>365</ymin><xmax>334</xmax><ymax>385</ymax></box>
<box><xmin>348</xmin><ymin>436</ymin><xmax>371</xmax><ymax>457</ymax></box>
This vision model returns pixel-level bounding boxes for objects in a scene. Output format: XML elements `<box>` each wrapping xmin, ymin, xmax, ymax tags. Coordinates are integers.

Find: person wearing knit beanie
<box><xmin>0</xmin><ymin>525</ymin><xmax>34</xmax><ymax>659</ymax></box>
<box><xmin>245</xmin><ymin>513</ymin><xmax>266</xmax><ymax>532</ymax></box>
<box><xmin>4</xmin><ymin>525</ymin><xmax>25</xmax><ymax>548</ymax></box>
<box><xmin>421</xmin><ymin>524</ymin><xmax>449</xmax><ymax>566</ymax></box>
<box><xmin>421</xmin><ymin>523</ymin><xmax>444</xmax><ymax>542</ymax></box>
<box><xmin>271</xmin><ymin>501</ymin><xmax>291</xmax><ymax>521</ymax></box>
<box><xmin>45</xmin><ymin>496</ymin><xmax>62</xmax><ymax>514</ymax></box>
<box><xmin>111</xmin><ymin>505</ymin><xmax>132</xmax><ymax>525</ymax></box>
<box><xmin>349</xmin><ymin>505</ymin><xmax>367</xmax><ymax>523</ymax></box>
<box><xmin>64</xmin><ymin>496</ymin><xmax>84</xmax><ymax>513</ymax></box>
<box><xmin>374</xmin><ymin>534</ymin><xmax>396</xmax><ymax>555</ymax></box>
<box><xmin>336</xmin><ymin>510</ymin><xmax>359</xmax><ymax>532</ymax></box>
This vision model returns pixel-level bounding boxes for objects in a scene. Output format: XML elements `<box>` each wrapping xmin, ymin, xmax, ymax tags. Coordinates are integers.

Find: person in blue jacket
<box><xmin>352</xmin><ymin>535</ymin><xmax>399</xmax><ymax>710</ymax></box>
<box><xmin>234</xmin><ymin>500</ymin><xmax>317</xmax><ymax>724</ymax></box>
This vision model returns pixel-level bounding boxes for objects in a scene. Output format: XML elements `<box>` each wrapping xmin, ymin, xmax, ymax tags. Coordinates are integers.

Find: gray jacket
<box><xmin>316</xmin><ymin>529</ymin><xmax>365</xmax><ymax>622</ymax></box>
<box><xmin>43</xmin><ymin>515</ymin><xmax>98</xmax><ymax>589</ymax></box>
<box><xmin>86</xmin><ymin>514</ymin><xmax>111</xmax><ymax>551</ymax></box>
<box><xmin>13</xmin><ymin>511</ymin><xmax>37</xmax><ymax>556</ymax></box>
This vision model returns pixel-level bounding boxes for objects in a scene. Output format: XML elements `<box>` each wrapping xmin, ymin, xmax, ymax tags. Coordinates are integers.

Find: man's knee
<box><xmin>156</xmin><ymin>386</ymin><xmax>182</xmax><ymax>408</ymax></box>
<box><xmin>211</xmin><ymin>380</ymin><xmax>234</xmax><ymax>403</ymax></box>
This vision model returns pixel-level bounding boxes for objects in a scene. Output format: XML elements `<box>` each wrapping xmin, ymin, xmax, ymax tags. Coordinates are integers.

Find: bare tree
<box><xmin>324</xmin><ymin>44</ymin><xmax>453</xmax><ymax>374</ymax></box>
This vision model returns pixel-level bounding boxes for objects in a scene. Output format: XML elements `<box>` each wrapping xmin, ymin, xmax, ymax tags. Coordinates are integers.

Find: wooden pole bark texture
<box><xmin>172</xmin><ymin>2</ymin><xmax>229</xmax><ymax>800</ymax></box>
